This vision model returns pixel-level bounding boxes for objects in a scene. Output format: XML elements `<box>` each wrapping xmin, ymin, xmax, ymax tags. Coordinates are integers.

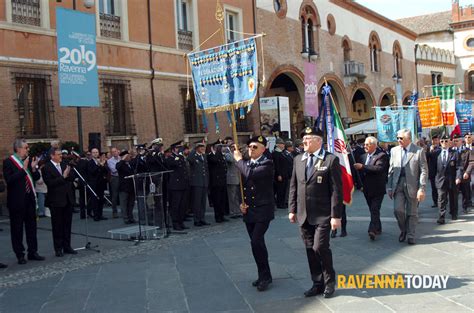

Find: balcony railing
<box><xmin>178</xmin><ymin>29</ymin><xmax>193</xmax><ymax>51</ymax></box>
<box><xmin>12</xmin><ymin>0</ymin><xmax>41</xmax><ymax>27</ymax></box>
<box><xmin>100</xmin><ymin>13</ymin><xmax>121</xmax><ymax>39</ymax></box>
<box><xmin>344</xmin><ymin>61</ymin><xmax>366</xmax><ymax>78</ymax></box>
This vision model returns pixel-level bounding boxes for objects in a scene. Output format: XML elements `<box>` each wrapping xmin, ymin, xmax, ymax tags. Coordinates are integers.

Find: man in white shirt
<box><xmin>107</xmin><ymin>147</ymin><xmax>121</xmax><ymax>218</ymax></box>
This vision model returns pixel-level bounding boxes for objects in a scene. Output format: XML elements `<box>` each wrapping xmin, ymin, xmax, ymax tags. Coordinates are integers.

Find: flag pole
<box><xmin>216</xmin><ymin>0</ymin><xmax>246</xmax><ymax>206</ymax></box>
<box><xmin>323</xmin><ymin>77</ymin><xmax>362</xmax><ymax>188</ymax></box>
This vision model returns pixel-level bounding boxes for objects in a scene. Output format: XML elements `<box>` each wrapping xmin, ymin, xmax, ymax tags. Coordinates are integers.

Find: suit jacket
<box><xmin>435</xmin><ymin>149</ymin><xmax>461</xmax><ymax>189</ymax></box>
<box><xmin>272</xmin><ymin>149</ymin><xmax>293</xmax><ymax>179</ymax></box>
<box><xmin>236</xmin><ymin>156</ymin><xmax>275</xmax><ymax>223</ymax></box>
<box><xmin>225</xmin><ymin>152</ymin><xmax>240</xmax><ymax>185</ymax></box>
<box><xmin>87</xmin><ymin>159</ymin><xmax>108</xmax><ymax>190</ymax></box>
<box><xmin>2</xmin><ymin>157</ymin><xmax>40</xmax><ymax>210</ymax></box>
<box><xmin>41</xmin><ymin>161</ymin><xmax>75</xmax><ymax>208</ymax></box>
<box><xmin>458</xmin><ymin>148</ymin><xmax>471</xmax><ymax>182</ymax></box>
<box><xmin>188</xmin><ymin>150</ymin><xmax>209</xmax><ymax>187</ymax></box>
<box><xmin>387</xmin><ymin>143</ymin><xmax>428</xmax><ymax>198</ymax></box>
<box><xmin>116</xmin><ymin>160</ymin><xmax>135</xmax><ymax>194</ymax></box>
<box><xmin>289</xmin><ymin>150</ymin><xmax>343</xmax><ymax>226</ymax></box>
<box><xmin>359</xmin><ymin>151</ymin><xmax>389</xmax><ymax>198</ymax></box>
<box><xmin>208</xmin><ymin>151</ymin><xmax>227</xmax><ymax>187</ymax></box>
<box><xmin>465</xmin><ymin>150</ymin><xmax>474</xmax><ymax>176</ymax></box>
<box><xmin>165</xmin><ymin>153</ymin><xmax>189</xmax><ymax>190</ymax></box>
<box><xmin>426</xmin><ymin>146</ymin><xmax>441</xmax><ymax>179</ymax></box>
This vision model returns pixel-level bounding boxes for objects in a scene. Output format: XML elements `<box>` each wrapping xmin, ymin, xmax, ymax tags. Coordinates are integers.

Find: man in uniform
<box><xmin>435</xmin><ymin>135</ymin><xmax>462</xmax><ymax>224</ymax></box>
<box><xmin>165</xmin><ymin>141</ymin><xmax>190</xmax><ymax>230</ymax></box>
<box><xmin>272</xmin><ymin>138</ymin><xmax>292</xmax><ymax>209</ymax></box>
<box><xmin>147</xmin><ymin>138</ymin><xmax>168</xmax><ymax>227</ymax></box>
<box><xmin>459</xmin><ymin>133</ymin><xmax>472</xmax><ymax>212</ymax></box>
<box><xmin>426</xmin><ymin>135</ymin><xmax>441</xmax><ymax>208</ymax></box>
<box><xmin>233</xmin><ymin>135</ymin><xmax>274</xmax><ymax>292</ymax></box>
<box><xmin>187</xmin><ymin>141</ymin><xmax>210</xmax><ymax>226</ymax></box>
<box><xmin>208</xmin><ymin>139</ymin><xmax>228</xmax><ymax>223</ymax></box>
<box><xmin>288</xmin><ymin>127</ymin><xmax>342</xmax><ymax>298</ymax></box>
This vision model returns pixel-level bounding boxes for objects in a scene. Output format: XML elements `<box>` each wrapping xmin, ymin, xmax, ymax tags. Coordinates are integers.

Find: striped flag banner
<box><xmin>432</xmin><ymin>85</ymin><xmax>456</xmax><ymax>126</ymax></box>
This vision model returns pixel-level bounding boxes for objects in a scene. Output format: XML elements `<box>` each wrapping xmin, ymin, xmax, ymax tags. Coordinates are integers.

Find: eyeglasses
<box><xmin>248</xmin><ymin>145</ymin><xmax>259</xmax><ymax>150</ymax></box>
<box><xmin>440</xmin><ymin>140</ymin><xmax>448</xmax><ymax>143</ymax></box>
<box><xmin>397</xmin><ymin>137</ymin><xmax>404</xmax><ymax>140</ymax></box>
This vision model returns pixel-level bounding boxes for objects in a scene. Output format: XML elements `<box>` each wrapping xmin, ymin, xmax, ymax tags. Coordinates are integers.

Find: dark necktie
<box><xmin>306</xmin><ymin>154</ymin><xmax>314</xmax><ymax>180</ymax></box>
<box><xmin>442</xmin><ymin>151</ymin><xmax>447</xmax><ymax>166</ymax></box>
<box><xmin>25</xmin><ymin>178</ymin><xmax>31</xmax><ymax>194</ymax></box>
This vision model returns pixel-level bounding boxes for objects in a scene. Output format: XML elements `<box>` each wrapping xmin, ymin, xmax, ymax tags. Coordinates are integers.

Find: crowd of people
<box><xmin>1</xmin><ymin>130</ymin><xmax>472</xmax><ymax>299</ymax></box>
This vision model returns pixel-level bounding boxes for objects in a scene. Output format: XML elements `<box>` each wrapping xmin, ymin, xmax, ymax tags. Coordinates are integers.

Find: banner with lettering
<box><xmin>432</xmin><ymin>85</ymin><xmax>456</xmax><ymax>126</ymax></box>
<box><xmin>56</xmin><ymin>8</ymin><xmax>99</xmax><ymax>107</ymax></box>
<box><xmin>375</xmin><ymin>106</ymin><xmax>416</xmax><ymax>142</ymax></box>
<box><xmin>456</xmin><ymin>100</ymin><xmax>473</xmax><ymax>134</ymax></box>
<box><xmin>417</xmin><ymin>97</ymin><xmax>443</xmax><ymax>128</ymax></box>
<box><xmin>304</xmin><ymin>62</ymin><xmax>318</xmax><ymax>117</ymax></box>
<box><xmin>188</xmin><ymin>37</ymin><xmax>258</xmax><ymax>112</ymax></box>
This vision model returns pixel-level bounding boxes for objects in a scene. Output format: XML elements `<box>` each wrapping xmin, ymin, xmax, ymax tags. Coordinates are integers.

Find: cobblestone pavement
<box><xmin>0</xmin><ymin>188</ymin><xmax>473</xmax><ymax>313</ymax></box>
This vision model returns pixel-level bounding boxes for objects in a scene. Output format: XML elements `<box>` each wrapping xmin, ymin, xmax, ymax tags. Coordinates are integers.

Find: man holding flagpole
<box><xmin>3</xmin><ymin>139</ymin><xmax>45</xmax><ymax>264</ymax></box>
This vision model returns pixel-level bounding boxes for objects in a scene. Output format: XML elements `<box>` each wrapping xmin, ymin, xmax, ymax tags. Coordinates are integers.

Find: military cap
<box><xmin>441</xmin><ymin>135</ymin><xmax>450</xmax><ymax>140</ymax></box>
<box><xmin>211</xmin><ymin>139</ymin><xmax>223</xmax><ymax>146</ymax></box>
<box><xmin>300</xmin><ymin>126</ymin><xmax>324</xmax><ymax>138</ymax></box>
<box><xmin>194</xmin><ymin>139</ymin><xmax>206</xmax><ymax>148</ymax></box>
<box><xmin>275</xmin><ymin>137</ymin><xmax>285</xmax><ymax>145</ymax></box>
<box><xmin>294</xmin><ymin>139</ymin><xmax>303</xmax><ymax>146</ymax></box>
<box><xmin>119</xmin><ymin>150</ymin><xmax>129</xmax><ymax>157</ymax></box>
<box><xmin>61</xmin><ymin>149</ymin><xmax>69</xmax><ymax>154</ymax></box>
<box><xmin>452</xmin><ymin>134</ymin><xmax>462</xmax><ymax>139</ymax></box>
<box><xmin>285</xmin><ymin>141</ymin><xmax>293</xmax><ymax>148</ymax></box>
<box><xmin>464</xmin><ymin>132</ymin><xmax>472</xmax><ymax>137</ymax></box>
<box><xmin>431</xmin><ymin>134</ymin><xmax>439</xmax><ymax>139</ymax></box>
<box><xmin>170</xmin><ymin>141</ymin><xmax>182</xmax><ymax>149</ymax></box>
<box><xmin>136</xmin><ymin>143</ymin><xmax>146</xmax><ymax>150</ymax></box>
<box><xmin>247</xmin><ymin>135</ymin><xmax>267</xmax><ymax>146</ymax></box>
<box><xmin>150</xmin><ymin>137</ymin><xmax>163</xmax><ymax>146</ymax></box>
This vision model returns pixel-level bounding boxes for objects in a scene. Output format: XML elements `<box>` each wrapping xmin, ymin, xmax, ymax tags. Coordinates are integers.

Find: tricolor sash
<box><xmin>9</xmin><ymin>154</ymin><xmax>36</xmax><ymax>197</ymax></box>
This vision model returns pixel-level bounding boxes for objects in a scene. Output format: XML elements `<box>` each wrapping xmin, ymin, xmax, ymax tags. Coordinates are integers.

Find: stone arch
<box><xmin>349</xmin><ymin>83</ymin><xmax>376</xmax><ymax>109</ymax></box>
<box><xmin>402</xmin><ymin>90</ymin><xmax>412</xmax><ymax>105</ymax></box>
<box><xmin>317</xmin><ymin>74</ymin><xmax>349</xmax><ymax>118</ymax></box>
<box><xmin>349</xmin><ymin>84</ymin><xmax>376</xmax><ymax>120</ymax></box>
<box><xmin>265</xmin><ymin>64</ymin><xmax>305</xmax><ymax>98</ymax></box>
<box><xmin>378</xmin><ymin>87</ymin><xmax>396</xmax><ymax>106</ymax></box>
<box><xmin>392</xmin><ymin>40</ymin><xmax>403</xmax><ymax>59</ymax></box>
<box><xmin>299</xmin><ymin>0</ymin><xmax>321</xmax><ymax>26</ymax></box>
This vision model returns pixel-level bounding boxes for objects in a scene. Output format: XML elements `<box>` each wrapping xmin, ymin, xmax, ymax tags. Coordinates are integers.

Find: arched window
<box><xmin>342</xmin><ymin>37</ymin><xmax>351</xmax><ymax>62</ymax></box>
<box><xmin>393</xmin><ymin>41</ymin><xmax>403</xmax><ymax>78</ymax></box>
<box><xmin>300</xmin><ymin>3</ymin><xmax>320</xmax><ymax>57</ymax></box>
<box><xmin>369</xmin><ymin>31</ymin><xmax>381</xmax><ymax>72</ymax></box>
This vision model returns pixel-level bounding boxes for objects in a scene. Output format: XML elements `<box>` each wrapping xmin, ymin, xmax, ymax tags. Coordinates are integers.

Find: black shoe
<box><xmin>369</xmin><ymin>231</ymin><xmax>376</xmax><ymax>241</ymax></box>
<box><xmin>27</xmin><ymin>253</ymin><xmax>45</xmax><ymax>261</ymax></box>
<box><xmin>63</xmin><ymin>247</ymin><xmax>78</xmax><ymax>255</ymax></box>
<box><xmin>398</xmin><ymin>232</ymin><xmax>407</xmax><ymax>242</ymax></box>
<box><xmin>257</xmin><ymin>279</ymin><xmax>272</xmax><ymax>291</ymax></box>
<box><xmin>194</xmin><ymin>222</ymin><xmax>203</xmax><ymax>227</ymax></box>
<box><xmin>323</xmin><ymin>283</ymin><xmax>335</xmax><ymax>298</ymax></box>
<box><xmin>180</xmin><ymin>224</ymin><xmax>189</xmax><ymax>230</ymax></box>
<box><xmin>340</xmin><ymin>230</ymin><xmax>347</xmax><ymax>237</ymax></box>
<box><xmin>451</xmin><ymin>215</ymin><xmax>458</xmax><ymax>220</ymax></box>
<box><xmin>330</xmin><ymin>229</ymin><xmax>337</xmax><ymax>238</ymax></box>
<box><xmin>129</xmin><ymin>219</ymin><xmax>137</xmax><ymax>224</ymax></box>
<box><xmin>463</xmin><ymin>209</ymin><xmax>468</xmax><ymax>214</ymax></box>
<box><xmin>0</xmin><ymin>263</ymin><xmax>7</xmax><ymax>268</ymax></box>
<box><xmin>407</xmin><ymin>238</ymin><xmax>416</xmax><ymax>245</ymax></box>
<box><xmin>304</xmin><ymin>285</ymin><xmax>324</xmax><ymax>297</ymax></box>
<box><xmin>215</xmin><ymin>219</ymin><xmax>223</xmax><ymax>223</ymax></box>
<box><xmin>431</xmin><ymin>204</ymin><xmax>438</xmax><ymax>208</ymax></box>
<box><xmin>17</xmin><ymin>257</ymin><xmax>27</xmax><ymax>265</ymax></box>
<box><xmin>94</xmin><ymin>217</ymin><xmax>100</xmax><ymax>221</ymax></box>
<box><xmin>55</xmin><ymin>250</ymin><xmax>64</xmax><ymax>257</ymax></box>
<box><xmin>173</xmin><ymin>224</ymin><xmax>184</xmax><ymax>231</ymax></box>
<box><xmin>80</xmin><ymin>215</ymin><xmax>86</xmax><ymax>219</ymax></box>
<box><xmin>99</xmin><ymin>216</ymin><xmax>108</xmax><ymax>220</ymax></box>
<box><xmin>222</xmin><ymin>218</ymin><xmax>229</xmax><ymax>222</ymax></box>
<box><xmin>437</xmin><ymin>218</ymin><xmax>445</xmax><ymax>225</ymax></box>
<box><xmin>201</xmin><ymin>221</ymin><xmax>210</xmax><ymax>226</ymax></box>
<box><xmin>252</xmin><ymin>279</ymin><xmax>260</xmax><ymax>287</ymax></box>
<box><xmin>124</xmin><ymin>220</ymin><xmax>132</xmax><ymax>224</ymax></box>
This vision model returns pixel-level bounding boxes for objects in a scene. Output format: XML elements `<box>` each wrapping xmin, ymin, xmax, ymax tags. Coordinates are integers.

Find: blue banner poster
<box><xmin>188</xmin><ymin>37</ymin><xmax>258</xmax><ymax>112</ymax></box>
<box><xmin>375</xmin><ymin>106</ymin><xmax>416</xmax><ymax>142</ymax></box>
<box><xmin>56</xmin><ymin>8</ymin><xmax>99</xmax><ymax>107</ymax></box>
<box><xmin>456</xmin><ymin>100</ymin><xmax>473</xmax><ymax>134</ymax></box>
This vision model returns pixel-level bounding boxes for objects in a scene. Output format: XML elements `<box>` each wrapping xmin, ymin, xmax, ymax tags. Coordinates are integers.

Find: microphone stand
<box><xmin>72</xmin><ymin>166</ymin><xmax>100</xmax><ymax>253</ymax></box>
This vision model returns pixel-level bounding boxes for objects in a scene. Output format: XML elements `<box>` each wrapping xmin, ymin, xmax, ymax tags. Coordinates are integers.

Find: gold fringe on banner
<box><xmin>199</xmin><ymin>96</ymin><xmax>256</xmax><ymax>114</ymax></box>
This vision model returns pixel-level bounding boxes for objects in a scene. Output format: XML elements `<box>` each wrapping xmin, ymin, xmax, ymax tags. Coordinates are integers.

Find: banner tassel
<box><xmin>214</xmin><ymin>112</ymin><xmax>220</xmax><ymax>134</ymax></box>
<box><xmin>239</xmin><ymin>107</ymin><xmax>245</xmax><ymax>119</ymax></box>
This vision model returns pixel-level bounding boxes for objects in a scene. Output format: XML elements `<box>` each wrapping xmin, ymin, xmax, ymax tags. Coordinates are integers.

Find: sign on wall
<box><xmin>304</xmin><ymin>62</ymin><xmax>318</xmax><ymax>117</ymax></box>
<box><xmin>259</xmin><ymin>97</ymin><xmax>279</xmax><ymax>137</ymax></box>
<box><xmin>56</xmin><ymin>7</ymin><xmax>99</xmax><ymax>107</ymax></box>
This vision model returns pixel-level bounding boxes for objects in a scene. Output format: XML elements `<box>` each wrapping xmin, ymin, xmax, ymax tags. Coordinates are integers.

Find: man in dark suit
<box><xmin>87</xmin><ymin>148</ymin><xmax>108</xmax><ymax>221</ymax></box>
<box><xmin>165</xmin><ymin>142</ymin><xmax>190</xmax><ymax>230</ymax></box>
<box><xmin>272</xmin><ymin>138</ymin><xmax>293</xmax><ymax>209</ymax></box>
<box><xmin>116</xmin><ymin>150</ymin><xmax>136</xmax><ymax>224</ymax></box>
<box><xmin>233</xmin><ymin>135</ymin><xmax>275</xmax><ymax>292</ymax></box>
<box><xmin>353</xmin><ymin>136</ymin><xmax>389</xmax><ymax>241</ymax></box>
<box><xmin>459</xmin><ymin>133</ymin><xmax>472</xmax><ymax>213</ymax></box>
<box><xmin>426</xmin><ymin>135</ymin><xmax>441</xmax><ymax>208</ymax></box>
<box><xmin>3</xmin><ymin>139</ymin><xmax>45</xmax><ymax>264</ymax></box>
<box><xmin>41</xmin><ymin>148</ymin><xmax>78</xmax><ymax>257</ymax></box>
<box><xmin>436</xmin><ymin>136</ymin><xmax>462</xmax><ymax>224</ymax></box>
<box><xmin>208</xmin><ymin>140</ymin><xmax>228</xmax><ymax>223</ymax></box>
<box><xmin>188</xmin><ymin>142</ymin><xmax>209</xmax><ymax>226</ymax></box>
<box><xmin>289</xmin><ymin>127</ymin><xmax>342</xmax><ymax>298</ymax></box>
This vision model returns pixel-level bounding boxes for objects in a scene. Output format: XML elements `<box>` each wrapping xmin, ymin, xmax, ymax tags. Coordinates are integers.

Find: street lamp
<box><xmin>56</xmin><ymin>0</ymin><xmax>95</xmax><ymax>152</ymax></box>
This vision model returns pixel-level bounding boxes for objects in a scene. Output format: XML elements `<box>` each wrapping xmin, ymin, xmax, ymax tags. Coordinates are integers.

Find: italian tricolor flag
<box><xmin>324</xmin><ymin>87</ymin><xmax>354</xmax><ymax>205</ymax></box>
<box><xmin>432</xmin><ymin>85</ymin><xmax>456</xmax><ymax>126</ymax></box>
